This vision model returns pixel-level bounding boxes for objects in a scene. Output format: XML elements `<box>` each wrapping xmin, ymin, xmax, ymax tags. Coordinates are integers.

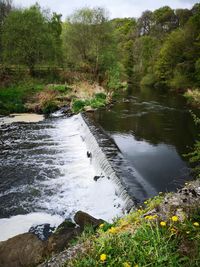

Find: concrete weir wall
<box><xmin>78</xmin><ymin>113</ymin><xmax>136</xmax><ymax>211</ymax></box>
<box><xmin>78</xmin><ymin>113</ymin><xmax>157</xmax><ymax>210</ymax></box>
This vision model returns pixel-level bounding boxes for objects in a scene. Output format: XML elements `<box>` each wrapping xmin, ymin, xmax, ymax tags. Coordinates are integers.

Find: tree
<box><xmin>175</xmin><ymin>8</ymin><xmax>192</xmax><ymax>27</ymax></box>
<box><xmin>152</xmin><ymin>6</ymin><xmax>178</xmax><ymax>37</ymax></box>
<box><xmin>49</xmin><ymin>12</ymin><xmax>63</xmax><ymax>65</ymax></box>
<box><xmin>137</xmin><ymin>10</ymin><xmax>153</xmax><ymax>36</ymax></box>
<box><xmin>111</xmin><ymin>17</ymin><xmax>136</xmax><ymax>80</ymax></box>
<box><xmin>2</xmin><ymin>4</ymin><xmax>62</xmax><ymax>75</ymax></box>
<box><xmin>0</xmin><ymin>0</ymin><xmax>12</xmax><ymax>62</ymax></box>
<box><xmin>155</xmin><ymin>11</ymin><xmax>200</xmax><ymax>89</ymax></box>
<box><xmin>63</xmin><ymin>7</ymin><xmax>117</xmax><ymax>81</ymax></box>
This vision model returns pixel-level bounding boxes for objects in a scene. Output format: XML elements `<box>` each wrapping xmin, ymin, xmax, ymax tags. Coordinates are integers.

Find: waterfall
<box><xmin>78</xmin><ymin>113</ymin><xmax>157</xmax><ymax>210</ymax></box>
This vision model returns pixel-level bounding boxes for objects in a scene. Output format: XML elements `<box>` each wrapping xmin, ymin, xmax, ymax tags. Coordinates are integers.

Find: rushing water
<box><xmin>0</xmin><ymin>115</ymin><xmax>125</xmax><ymax>241</ymax></box>
<box><xmin>91</xmin><ymin>87</ymin><xmax>199</xmax><ymax>194</ymax></box>
<box><xmin>0</xmin><ymin>87</ymin><xmax>199</xmax><ymax>241</ymax></box>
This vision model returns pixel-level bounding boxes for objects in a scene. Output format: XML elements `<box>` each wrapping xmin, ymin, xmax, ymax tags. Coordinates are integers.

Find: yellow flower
<box><xmin>144</xmin><ymin>201</ymin><xmax>148</xmax><ymax>204</ymax></box>
<box><xmin>123</xmin><ymin>262</ymin><xmax>131</xmax><ymax>267</ymax></box>
<box><xmin>193</xmin><ymin>222</ymin><xmax>199</xmax><ymax>227</ymax></box>
<box><xmin>145</xmin><ymin>215</ymin><xmax>157</xmax><ymax>220</ymax></box>
<box><xmin>171</xmin><ymin>216</ymin><xmax>178</xmax><ymax>222</ymax></box>
<box><xmin>99</xmin><ymin>223</ymin><xmax>104</xmax><ymax>228</ymax></box>
<box><xmin>108</xmin><ymin>227</ymin><xmax>117</xmax><ymax>234</ymax></box>
<box><xmin>100</xmin><ymin>254</ymin><xmax>107</xmax><ymax>262</ymax></box>
<box><xmin>160</xmin><ymin>221</ymin><xmax>166</xmax><ymax>227</ymax></box>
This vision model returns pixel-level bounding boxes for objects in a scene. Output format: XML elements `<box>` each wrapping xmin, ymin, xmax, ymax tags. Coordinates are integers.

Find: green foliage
<box><xmin>140</xmin><ymin>73</ymin><xmax>156</xmax><ymax>87</ymax></box>
<box><xmin>107</xmin><ymin>65</ymin><xmax>123</xmax><ymax>91</ymax></box>
<box><xmin>2</xmin><ymin>4</ymin><xmax>62</xmax><ymax>75</ymax></box>
<box><xmin>48</xmin><ymin>84</ymin><xmax>72</xmax><ymax>93</ymax></box>
<box><xmin>72</xmin><ymin>93</ymin><xmax>107</xmax><ymax>113</ymax></box>
<box><xmin>63</xmin><ymin>7</ymin><xmax>118</xmax><ymax>81</ymax></box>
<box><xmin>185</xmin><ymin>112</ymin><xmax>200</xmax><ymax>178</ymax></box>
<box><xmin>41</xmin><ymin>100</ymin><xmax>58</xmax><ymax>114</ymax></box>
<box><xmin>0</xmin><ymin>81</ymin><xmax>44</xmax><ymax>114</ymax></box>
<box><xmin>72</xmin><ymin>99</ymin><xmax>87</xmax><ymax>113</ymax></box>
<box><xmin>170</xmin><ymin>70</ymin><xmax>191</xmax><ymax>90</ymax></box>
<box><xmin>68</xmin><ymin>201</ymin><xmax>200</xmax><ymax>267</ymax></box>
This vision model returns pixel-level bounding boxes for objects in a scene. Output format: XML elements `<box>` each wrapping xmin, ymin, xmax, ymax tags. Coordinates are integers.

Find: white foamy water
<box><xmin>0</xmin><ymin>115</ymin><xmax>125</xmax><ymax>241</ymax></box>
<box><xmin>0</xmin><ymin>213</ymin><xmax>63</xmax><ymax>242</ymax></box>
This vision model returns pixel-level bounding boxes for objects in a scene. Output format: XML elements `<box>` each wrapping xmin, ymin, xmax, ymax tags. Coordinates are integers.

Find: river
<box><xmin>91</xmin><ymin>86</ymin><xmax>199</xmax><ymax>193</ymax></box>
<box><xmin>0</xmin><ymin>87</ymin><xmax>199</xmax><ymax>241</ymax></box>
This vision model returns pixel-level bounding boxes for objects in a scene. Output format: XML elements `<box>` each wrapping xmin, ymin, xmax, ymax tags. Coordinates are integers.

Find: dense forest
<box><xmin>0</xmin><ymin>1</ymin><xmax>200</xmax><ymax>92</ymax></box>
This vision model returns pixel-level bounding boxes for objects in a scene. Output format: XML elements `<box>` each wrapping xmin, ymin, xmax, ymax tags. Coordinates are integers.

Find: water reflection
<box><xmin>92</xmin><ymin>87</ymin><xmax>199</xmax><ymax>193</ymax></box>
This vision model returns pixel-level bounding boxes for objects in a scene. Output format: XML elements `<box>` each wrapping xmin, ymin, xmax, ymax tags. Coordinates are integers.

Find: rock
<box><xmin>0</xmin><ymin>233</ymin><xmax>47</xmax><ymax>267</ymax></box>
<box><xmin>29</xmin><ymin>224</ymin><xmax>55</xmax><ymax>241</ymax></box>
<box><xmin>74</xmin><ymin>211</ymin><xmax>104</xmax><ymax>230</ymax></box>
<box><xmin>87</xmin><ymin>151</ymin><xmax>92</xmax><ymax>158</ymax></box>
<box><xmin>94</xmin><ymin>175</ymin><xmax>101</xmax><ymax>181</ymax></box>
<box><xmin>0</xmin><ymin>213</ymin><xmax>105</xmax><ymax>267</ymax></box>
<box><xmin>47</xmin><ymin>220</ymin><xmax>80</xmax><ymax>253</ymax></box>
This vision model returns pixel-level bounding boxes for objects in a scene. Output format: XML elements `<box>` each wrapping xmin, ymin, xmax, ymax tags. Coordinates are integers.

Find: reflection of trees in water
<box><xmin>93</xmin><ymin>89</ymin><xmax>198</xmax><ymax>158</ymax></box>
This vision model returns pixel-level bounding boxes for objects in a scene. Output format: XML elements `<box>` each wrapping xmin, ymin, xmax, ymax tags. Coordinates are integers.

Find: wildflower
<box><xmin>123</xmin><ymin>262</ymin><xmax>131</xmax><ymax>267</ymax></box>
<box><xmin>160</xmin><ymin>221</ymin><xmax>166</xmax><ymax>227</ymax></box>
<box><xmin>100</xmin><ymin>254</ymin><xmax>107</xmax><ymax>262</ymax></box>
<box><xmin>99</xmin><ymin>223</ymin><xmax>104</xmax><ymax>228</ymax></box>
<box><xmin>193</xmin><ymin>222</ymin><xmax>199</xmax><ymax>227</ymax></box>
<box><xmin>145</xmin><ymin>215</ymin><xmax>157</xmax><ymax>220</ymax></box>
<box><xmin>108</xmin><ymin>227</ymin><xmax>117</xmax><ymax>234</ymax></box>
<box><xmin>170</xmin><ymin>228</ymin><xmax>177</xmax><ymax>234</ymax></box>
<box><xmin>171</xmin><ymin>216</ymin><xmax>178</xmax><ymax>222</ymax></box>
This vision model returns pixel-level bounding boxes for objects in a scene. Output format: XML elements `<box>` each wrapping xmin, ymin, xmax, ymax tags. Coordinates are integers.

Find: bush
<box><xmin>95</xmin><ymin>93</ymin><xmax>107</xmax><ymax>100</ymax></box>
<box><xmin>140</xmin><ymin>73</ymin><xmax>156</xmax><ymax>87</ymax></box>
<box><xmin>42</xmin><ymin>100</ymin><xmax>58</xmax><ymax>114</ymax></box>
<box><xmin>72</xmin><ymin>99</ymin><xmax>86</xmax><ymax>113</ymax></box>
<box><xmin>107</xmin><ymin>66</ymin><xmax>122</xmax><ymax>91</ymax></box>
<box><xmin>170</xmin><ymin>71</ymin><xmax>191</xmax><ymax>90</ymax></box>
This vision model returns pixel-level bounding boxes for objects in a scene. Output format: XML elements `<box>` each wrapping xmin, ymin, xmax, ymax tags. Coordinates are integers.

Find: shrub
<box><xmin>72</xmin><ymin>99</ymin><xmax>86</xmax><ymax>113</ymax></box>
<box><xmin>140</xmin><ymin>73</ymin><xmax>156</xmax><ymax>87</ymax></box>
<box><xmin>170</xmin><ymin>71</ymin><xmax>191</xmax><ymax>90</ymax></box>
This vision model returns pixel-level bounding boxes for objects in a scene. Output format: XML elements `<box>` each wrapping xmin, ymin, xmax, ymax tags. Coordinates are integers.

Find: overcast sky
<box><xmin>13</xmin><ymin>0</ymin><xmax>198</xmax><ymax>19</ymax></box>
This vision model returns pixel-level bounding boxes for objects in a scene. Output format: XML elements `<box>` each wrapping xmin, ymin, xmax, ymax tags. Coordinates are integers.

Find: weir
<box><xmin>78</xmin><ymin>113</ymin><xmax>157</xmax><ymax>210</ymax></box>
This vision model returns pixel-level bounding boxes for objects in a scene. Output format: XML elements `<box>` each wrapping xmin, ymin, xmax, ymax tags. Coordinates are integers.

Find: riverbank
<box><xmin>44</xmin><ymin>180</ymin><xmax>200</xmax><ymax>267</ymax></box>
<box><xmin>184</xmin><ymin>89</ymin><xmax>200</xmax><ymax>109</ymax></box>
<box><xmin>0</xmin><ymin>79</ymin><xmax>111</xmax><ymax>116</ymax></box>
<box><xmin>1</xmin><ymin>180</ymin><xmax>200</xmax><ymax>267</ymax></box>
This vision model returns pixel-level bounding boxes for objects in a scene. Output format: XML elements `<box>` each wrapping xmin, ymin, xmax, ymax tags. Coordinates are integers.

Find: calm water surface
<box><xmin>91</xmin><ymin>87</ymin><xmax>199</xmax><ymax>194</ymax></box>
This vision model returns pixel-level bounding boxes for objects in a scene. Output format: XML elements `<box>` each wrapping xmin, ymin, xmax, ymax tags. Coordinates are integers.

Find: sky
<box><xmin>13</xmin><ymin>0</ymin><xmax>198</xmax><ymax>19</ymax></box>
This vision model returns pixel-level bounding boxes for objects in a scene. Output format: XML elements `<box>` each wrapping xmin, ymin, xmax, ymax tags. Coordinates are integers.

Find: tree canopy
<box><xmin>2</xmin><ymin>4</ymin><xmax>62</xmax><ymax>74</ymax></box>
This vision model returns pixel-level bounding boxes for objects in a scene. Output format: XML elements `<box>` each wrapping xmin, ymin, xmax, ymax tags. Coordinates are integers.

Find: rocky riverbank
<box><xmin>1</xmin><ymin>181</ymin><xmax>200</xmax><ymax>267</ymax></box>
<box><xmin>0</xmin><ymin>211</ymin><xmax>104</xmax><ymax>267</ymax></box>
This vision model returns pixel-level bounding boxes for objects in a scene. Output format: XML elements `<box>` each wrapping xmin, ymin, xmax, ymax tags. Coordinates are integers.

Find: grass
<box><xmin>0</xmin><ymin>79</ymin><xmax>107</xmax><ymax>115</ymax></box>
<box><xmin>66</xmin><ymin>195</ymin><xmax>200</xmax><ymax>267</ymax></box>
<box><xmin>72</xmin><ymin>93</ymin><xmax>107</xmax><ymax>113</ymax></box>
<box><xmin>0</xmin><ymin>81</ymin><xmax>44</xmax><ymax>115</ymax></box>
<box><xmin>184</xmin><ymin>89</ymin><xmax>200</xmax><ymax>107</ymax></box>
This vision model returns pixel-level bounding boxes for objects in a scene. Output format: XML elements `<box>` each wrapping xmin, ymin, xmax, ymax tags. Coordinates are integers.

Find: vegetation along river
<box><xmin>0</xmin><ymin>87</ymin><xmax>199</xmax><ymax>241</ymax></box>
